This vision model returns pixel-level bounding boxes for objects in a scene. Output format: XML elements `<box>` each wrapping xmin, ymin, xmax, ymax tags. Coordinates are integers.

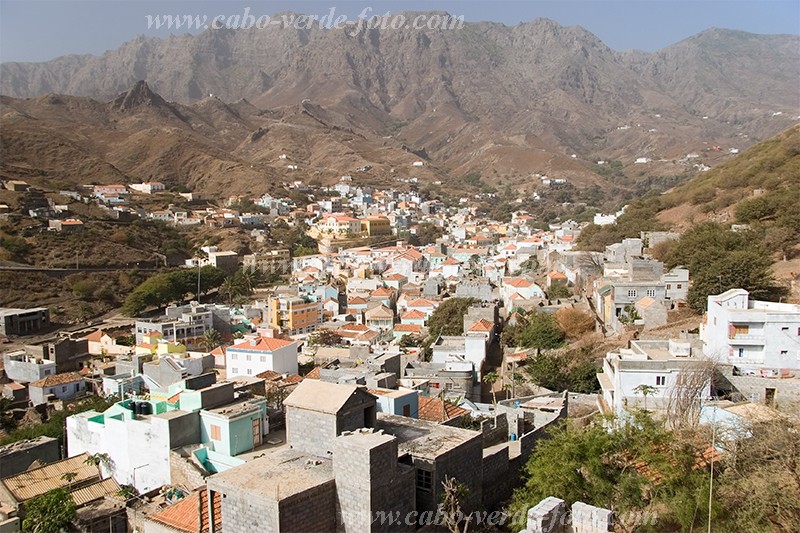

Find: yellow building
<box><xmin>268</xmin><ymin>295</ymin><xmax>322</xmax><ymax>336</ymax></box>
<box><xmin>360</xmin><ymin>216</ymin><xmax>392</xmax><ymax>236</ymax></box>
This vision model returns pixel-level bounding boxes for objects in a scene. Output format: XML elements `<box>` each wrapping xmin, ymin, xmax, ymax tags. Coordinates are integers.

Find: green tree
<box><xmin>483</xmin><ymin>371</ymin><xmax>500</xmax><ymax>406</ymax></box>
<box><xmin>634</xmin><ymin>384</ymin><xmax>658</xmax><ymax>412</ymax></box>
<box><xmin>426</xmin><ymin>298</ymin><xmax>477</xmax><ymax>339</ymax></box>
<box><xmin>201</xmin><ymin>329</ymin><xmax>222</xmax><ymax>352</ymax></box>
<box><xmin>510</xmin><ymin>413</ymin><xmax>715</xmax><ymax>532</ymax></box>
<box><xmin>547</xmin><ymin>281</ymin><xmax>572</xmax><ymax>300</ymax></box>
<box><xmin>412</xmin><ymin>222</ymin><xmax>445</xmax><ymax>246</ymax></box>
<box><xmin>22</xmin><ymin>488</ymin><xmax>77</xmax><ymax>533</ymax></box>
<box><xmin>307</xmin><ymin>329</ymin><xmax>343</xmax><ymax>347</ymax></box>
<box><xmin>524</xmin><ymin>347</ymin><xmax>599</xmax><ymax>393</ymax></box>
<box><xmin>517</xmin><ymin>312</ymin><xmax>566</xmax><ymax>350</ymax></box>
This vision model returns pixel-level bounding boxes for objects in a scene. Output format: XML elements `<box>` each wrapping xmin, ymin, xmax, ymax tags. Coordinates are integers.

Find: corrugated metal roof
<box><xmin>70</xmin><ymin>477</ymin><xmax>122</xmax><ymax>506</ymax></box>
<box><xmin>1</xmin><ymin>453</ymin><xmax>98</xmax><ymax>502</ymax></box>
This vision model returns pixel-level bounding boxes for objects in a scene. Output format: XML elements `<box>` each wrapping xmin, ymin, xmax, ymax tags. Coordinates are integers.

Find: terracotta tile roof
<box><xmin>30</xmin><ymin>372</ymin><xmax>84</xmax><ymax>388</ymax></box>
<box><xmin>401</xmin><ymin>310</ymin><xmax>427</xmax><ymax>320</ymax></box>
<box><xmin>407</xmin><ymin>298</ymin><xmax>436</xmax><ymax>308</ymax></box>
<box><xmin>503</xmin><ymin>277</ymin><xmax>534</xmax><ymax>288</ymax></box>
<box><xmin>383</xmin><ymin>273</ymin><xmax>407</xmax><ymax>281</ymax></box>
<box><xmin>442</xmin><ymin>257</ymin><xmax>461</xmax><ymax>265</ymax></box>
<box><xmin>83</xmin><ymin>330</ymin><xmax>104</xmax><ymax>342</ymax></box>
<box><xmin>395</xmin><ymin>249</ymin><xmax>423</xmax><ymax>261</ymax></box>
<box><xmin>467</xmin><ymin>319</ymin><xmax>495</xmax><ymax>332</ymax></box>
<box><xmin>418</xmin><ymin>396</ymin><xmax>469</xmax><ymax>423</ymax></box>
<box><xmin>304</xmin><ymin>366</ymin><xmax>321</xmax><ymax>380</ymax></box>
<box><xmin>340</xmin><ymin>323</ymin><xmax>369</xmax><ymax>332</ymax></box>
<box><xmin>371</xmin><ymin>287</ymin><xmax>394</xmax><ymax>297</ymax></box>
<box><xmin>283</xmin><ymin>374</ymin><xmax>303</xmax><ymax>384</ymax></box>
<box><xmin>210</xmin><ymin>346</ymin><xmax>226</xmax><ymax>356</ymax></box>
<box><xmin>547</xmin><ymin>272</ymin><xmax>568</xmax><ymax>279</ymax></box>
<box><xmin>347</xmin><ymin>296</ymin><xmax>369</xmax><ymax>305</ymax></box>
<box><xmin>256</xmin><ymin>370</ymin><xmax>282</xmax><ymax>381</ymax></box>
<box><xmin>394</xmin><ymin>324</ymin><xmax>422</xmax><ymax>333</ymax></box>
<box><xmin>230</xmin><ymin>337</ymin><xmax>295</xmax><ymax>352</ymax></box>
<box><xmin>148</xmin><ymin>489</ymin><xmax>222</xmax><ymax>533</ymax></box>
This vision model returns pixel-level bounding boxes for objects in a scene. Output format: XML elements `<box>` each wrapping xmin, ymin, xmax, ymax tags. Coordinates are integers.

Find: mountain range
<box><xmin>1</xmin><ymin>15</ymin><xmax>798</xmax><ymax>195</ymax></box>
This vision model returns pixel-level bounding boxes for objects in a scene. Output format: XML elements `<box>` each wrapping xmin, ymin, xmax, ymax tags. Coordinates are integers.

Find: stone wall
<box><xmin>169</xmin><ymin>449</ymin><xmax>207</xmax><ymax>489</ymax></box>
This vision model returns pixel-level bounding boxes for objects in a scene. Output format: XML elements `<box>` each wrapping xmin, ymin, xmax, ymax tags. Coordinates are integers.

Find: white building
<box><xmin>225</xmin><ymin>336</ymin><xmax>299</xmax><ymax>377</ymax></box>
<box><xmin>701</xmin><ymin>289</ymin><xmax>800</xmax><ymax>372</ymax></box>
<box><xmin>598</xmin><ymin>339</ymin><xmax>711</xmax><ymax>419</ymax></box>
<box><xmin>129</xmin><ymin>182</ymin><xmax>166</xmax><ymax>194</ymax></box>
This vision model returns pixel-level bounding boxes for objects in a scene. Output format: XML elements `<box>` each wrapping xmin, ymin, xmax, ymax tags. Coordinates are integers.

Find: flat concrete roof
<box><xmin>0</xmin><ymin>307</ymin><xmax>48</xmax><ymax>317</ymax></box>
<box><xmin>208</xmin><ymin>447</ymin><xmax>333</xmax><ymax>500</ymax></box>
<box><xmin>376</xmin><ymin>413</ymin><xmax>479</xmax><ymax>460</ymax></box>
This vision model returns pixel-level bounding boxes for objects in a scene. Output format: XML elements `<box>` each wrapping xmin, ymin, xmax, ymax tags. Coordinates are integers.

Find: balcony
<box><xmin>729</xmin><ymin>334</ymin><xmax>765</xmax><ymax>345</ymax></box>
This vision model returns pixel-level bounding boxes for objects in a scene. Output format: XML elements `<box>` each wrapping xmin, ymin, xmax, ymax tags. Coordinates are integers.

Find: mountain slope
<box><xmin>1</xmin><ymin>17</ymin><xmax>797</xmax><ymax>182</ymax></box>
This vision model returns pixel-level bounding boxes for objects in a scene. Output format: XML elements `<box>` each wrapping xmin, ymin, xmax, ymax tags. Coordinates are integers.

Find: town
<box><xmin>1</xmin><ymin>167</ymin><xmax>798</xmax><ymax>532</ymax></box>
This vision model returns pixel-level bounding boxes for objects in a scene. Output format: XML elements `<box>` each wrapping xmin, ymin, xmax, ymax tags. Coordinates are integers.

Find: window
<box><xmin>75</xmin><ymin>383</ymin><xmax>80</xmax><ymax>392</ymax></box>
<box><xmin>231</xmin><ymin>353</ymin><xmax>238</xmax><ymax>360</ymax></box>
<box><xmin>231</xmin><ymin>368</ymin><xmax>238</xmax><ymax>374</ymax></box>
<box><xmin>734</xmin><ymin>325</ymin><xmax>749</xmax><ymax>336</ymax></box>
<box><xmin>738</xmin><ymin>348</ymin><xmax>745</xmax><ymax>358</ymax></box>
<box><xmin>646</xmin><ymin>289</ymin><xmax>656</xmax><ymax>298</ymax></box>
<box><xmin>781</xmin><ymin>350</ymin><xmax>788</xmax><ymax>356</ymax></box>
<box><xmin>62</xmin><ymin>386</ymin><xmax>67</xmax><ymax>392</ymax></box>
<box><xmin>655</xmin><ymin>376</ymin><xmax>666</xmax><ymax>386</ymax></box>
<box><xmin>416</xmin><ymin>469</ymin><xmax>432</xmax><ymax>492</ymax></box>
<box><xmin>247</xmin><ymin>369</ymin><xmax>253</xmax><ymax>375</ymax></box>
<box><xmin>666</xmin><ymin>284</ymin><xmax>672</xmax><ymax>290</ymax></box>
<box><xmin>676</xmin><ymin>284</ymin><xmax>682</xmax><ymax>289</ymax></box>
<box><xmin>246</xmin><ymin>355</ymin><xmax>252</xmax><ymax>361</ymax></box>
<box><xmin>627</xmin><ymin>289</ymin><xmax>637</xmax><ymax>298</ymax></box>
<box><xmin>261</xmin><ymin>356</ymin><xmax>266</xmax><ymax>363</ymax></box>
<box><xmin>210</xmin><ymin>424</ymin><xmax>221</xmax><ymax>440</ymax></box>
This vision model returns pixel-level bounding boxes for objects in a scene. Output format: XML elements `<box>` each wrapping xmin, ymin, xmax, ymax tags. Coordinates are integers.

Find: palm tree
<box><xmin>218</xmin><ymin>278</ymin><xmax>241</xmax><ymax>305</ymax></box>
<box><xmin>60</xmin><ymin>471</ymin><xmax>78</xmax><ymax>490</ymax></box>
<box><xmin>483</xmin><ymin>371</ymin><xmax>500</xmax><ymax>407</ymax></box>
<box><xmin>201</xmin><ymin>329</ymin><xmax>222</xmax><ymax>352</ymax></box>
<box><xmin>634</xmin><ymin>384</ymin><xmax>659</xmax><ymax>412</ymax></box>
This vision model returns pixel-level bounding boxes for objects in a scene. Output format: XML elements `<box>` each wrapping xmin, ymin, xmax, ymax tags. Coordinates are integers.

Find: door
<box><xmin>252</xmin><ymin>417</ymin><xmax>262</xmax><ymax>447</ymax></box>
<box><xmin>765</xmin><ymin>388</ymin><xmax>776</xmax><ymax>406</ymax></box>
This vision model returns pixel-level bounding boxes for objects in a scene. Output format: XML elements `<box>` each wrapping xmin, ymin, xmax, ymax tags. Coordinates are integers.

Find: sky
<box><xmin>0</xmin><ymin>0</ymin><xmax>798</xmax><ymax>62</ymax></box>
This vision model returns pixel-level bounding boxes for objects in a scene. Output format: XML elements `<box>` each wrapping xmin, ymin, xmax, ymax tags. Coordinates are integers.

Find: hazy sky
<box><xmin>1</xmin><ymin>0</ymin><xmax>798</xmax><ymax>62</ymax></box>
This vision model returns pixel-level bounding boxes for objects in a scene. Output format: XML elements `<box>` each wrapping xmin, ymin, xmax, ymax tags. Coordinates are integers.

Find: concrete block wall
<box><xmin>286</xmin><ymin>407</ymin><xmax>338</xmax><ymax>456</ymax></box>
<box><xmin>519</xmin><ymin>499</ymin><xmax>614</xmax><ymax>533</ymax></box>
<box><xmin>480</xmin><ymin>415</ymin><xmax>509</xmax><ymax>447</ymax></box>
<box><xmin>481</xmin><ymin>443</ymin><xmax>512</xmax><ymax>509</ymax></box>
<box><xmin>571</xmin><ymin>502</ymin><xmax>613</xmax><ymax>533</ymax></box>
<box><xmin>278</xmin><ymin>480</ymin><xmax>337</xmax><ymax>532</ymax></box>
<box><xmin>0</xmin><ymin>436</ymin><xmax>60</xmax><ymax>478</ymax></box>
<box><xmin>333</xmin><ymin>429</ymin><xmax>415</xmax><ymax>532</ymax></box>
<box><xmin>209</xmin><ymin>483</ymin><xmax>280</xmax><ymax>533</ymax></box>
<box><xmin>526</xmin><ymin>497</ymin><xmax>567</xmax><ymax>533</ymax></box>
<box><xmin>433</xmin><ymin>435</ymin><xmax>483</xmax><ymax>515</ymax></box>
